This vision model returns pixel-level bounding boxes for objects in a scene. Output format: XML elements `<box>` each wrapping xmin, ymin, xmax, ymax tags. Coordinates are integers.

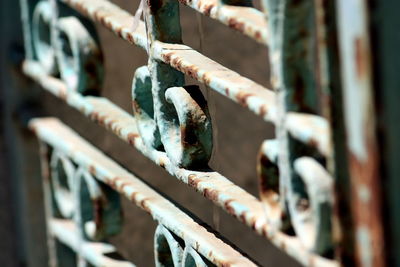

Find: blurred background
<box><xmin>0</xmin><ymin>0</ymin><xmax>302</xmax><ymax>265</ymax></box>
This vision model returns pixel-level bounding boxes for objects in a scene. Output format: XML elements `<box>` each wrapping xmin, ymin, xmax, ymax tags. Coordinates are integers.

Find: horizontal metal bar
<box><xmin>24</xmin><ymin>61</ymin><xmax>337</xmax><ymax>266</ymax></box>
<box><xmin>177</xmin><ymin>0</ymin><xmax>268</xmax><ymax>45</ymax></box>
<box><xmin>50</xmin><ymin>219</ymin><xmax>135</xmax><ymax>267</ymax></box>
<box><xmin>30</xmin><ymin>117</ymin><xmax>257</xmax><ymax>266</ymax></box>
<box><xmin>61</xmin><ymin>0</ymin><xmax>276</xmax><ymax>118</ymax></box>
<box><xmin>60</xmin><ymin>0</ymin><xmax>330</xmax><ymax>156</ymax></box>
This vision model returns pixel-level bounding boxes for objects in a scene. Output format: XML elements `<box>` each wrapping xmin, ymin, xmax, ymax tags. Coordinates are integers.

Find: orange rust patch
<box><xmin>130</xmin><ymin>191</ymin><xmax>139</xmax><ymax>202</ymax></box>
<box><xmin>202</xmin><ymin>72</ymin><xmax>212</xmax><ymax>86</ymax></box>
<box><xmin>128</xmin><ymin>133</ymin><xmax>139</xmax><ymax>145</ymax></box>
<box><xmin>132</xmin><ymin>100</ymin><xmax>141</xmax><ymax>114</ymax></box>
<box><xmin>236</xmin><ymin>92</ymin><xmax>253</xmax><ymax>107</ymax></box>
<box><xmin>89</xmin><ymin>165</ymin><xmax>97</xmax><ymax>176</ymax></box>
<box><xmin>139</xmin><ymin>198</ymin><xmax>151</xmax><ymax>213</ymax></box>
<box><xmin>184</xmin><ymin>64</ymin><xmax>200</xmax><ymax>80</ymax></box>
<box><xmin>228</xmin><ymin>18</ymin><xmax>245</xmax><ymax>33</ymax></box>
<box><xmin>224</xmin><ymin>199</ymin><xmax>235</xmax><ymax>215</ymax></box>
<box><xmin>354</xmin><ymin>38</ymin><xmax>368</xmax><ymax>79</ymax></box>
<box><xmin>203</xmin><ymin>188</ymin><xmax>219</xmax><ymax>202</ymax></box>
<box><xmin>225</xmin><ymin>87</ymin><xmax>230</xmax><ymax>97</ymax></box>
<box><xmin>201</xmin><ymin>3</ymin><xmax>215</xmax><ymax>17</ymax></box>
<box><xmin>188</xmin><ymin>174</ymin><xmax>201</xmax><ymax>188</ymax></box>
<box><xmin>254</xmin><ymin>31</ymin><xmax>261</xmax><ymax>41</ymax></box>
<box><xmin>259</xmin><ymin>105</ymin><xmax>268</xmax><ymax>118</ymax></box>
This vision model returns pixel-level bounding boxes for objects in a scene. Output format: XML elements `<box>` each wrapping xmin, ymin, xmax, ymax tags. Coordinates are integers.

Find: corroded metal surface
<box><xmin>177</xmin><ymin>0</ymin><xmax>268</xmax><ymax>45</ymax></box>
<box><xmin>63</xmin><ymin>0</ymin><xmax>277</xmax><ymax>121</ymax></box>
<box><xmin>24</xmin><ymin>61</ymin><xmax>336</xmax><ymax>266</ymax></box>
<box><xmin>30</xmin><ymin>117</ymin><xmax>257</xmax><ymax>266</ymax></box>
<box><xmin>16</xmin><ymin>0</ymin><xmax>388</xmax><ymax>265</ymax></box>
<box><xmin>337</xmin><ymin>0</ymin><xmax>385</xmax><ymax>266</ymax></box>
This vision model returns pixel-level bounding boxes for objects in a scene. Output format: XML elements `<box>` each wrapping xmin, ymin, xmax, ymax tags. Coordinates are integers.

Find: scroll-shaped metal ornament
<box><xmin>154</xmin><ymin>225</ymin><xmax>184</xmax><ymax>267</ymax></box>
<box><xmin>32</xmin><ymin>0</ymin><xmax>57</xmax><ymax>74</ymax></box>
<box><xmin>132</xmin><ymin>65</ymin><xmax>163</xmax><ymax>150</ymax></box>
<box><xmin>50</xmin><ymin>150</ymin><xmax>76</xmax><ymax>219</ymax></box>
<box><xmin>257</xmin><ymin>139</ymin><xmax>290</xmax><ymax>232</ymax></box>
<box><xmin>258</xmin><ymin>141</ymin><xmax>334</xmax><ymax>254</ymax></box>
<box><xmin>132</xmin><ymin>67</ymin><xmax>212</xmax><ymax>168</ymax></box>
<box><xmin>74</xmin><ymin>167</ymin><xmax>122</xmax><ymax>241</ymax></box>
<box><xmin>291</xmin><ymin>157</ymin><xmax>333</xmax><ymax>254</ymax></box>
<box><xmin>163</xmin><ymin>86</ymin><xmax>212</xmax><ymax>168</ymax></box>
<box><xmin>55</xmin><ymin>16</ymin><xmax>103</xmax><ymax>95</ymax></box>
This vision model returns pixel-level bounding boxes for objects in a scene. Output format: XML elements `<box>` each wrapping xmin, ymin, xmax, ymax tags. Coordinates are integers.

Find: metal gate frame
<box><xmin>1</xmin><ymin>0</ymin><xmax>400</xmax><ymax>266</ymax></box>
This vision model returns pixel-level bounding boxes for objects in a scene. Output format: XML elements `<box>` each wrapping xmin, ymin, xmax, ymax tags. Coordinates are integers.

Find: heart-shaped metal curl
<box><xmin>163</xmin><ymin>86</ymin><xmax>212</xmax><ymax>168</ymax></box>
<box><xmin>154</xmin><ymin>225</ymin><xmax>184</xmax><ymax>267</ymax></box>
<box><xmin>55</xmin><ymin>16</ymin><xmax>103</xmax><ymax>95</ymax></box>
<box><xmin>32</xmin><ymin>0</ymin><xmax>57</xmax><ymax>74</ymax></box>
<box><xmin>291</xmin><ymin>157</ymin><xmax>334</xmax><ymax>255</ymax></box>
<box><xmin>50</xmin><ymin>150</ymin><xmax>76</xmax><ymax>219</ymax></box>
<box><xmin>132</xmin><ymin>65</ymin><xmax>163</xmax><ymax>150</ymax></box>
<box><xmin>74</xmin><ymin>167</ymin><xmax>122</xmax><ymax>241</ymax></box>
<box><xmin>257</xmin><ymin>139</ymin><xmax>291</xmax><ymax>232</ymax></box>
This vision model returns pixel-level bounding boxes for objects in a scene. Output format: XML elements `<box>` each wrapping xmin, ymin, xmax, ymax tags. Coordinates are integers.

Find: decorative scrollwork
<box><xmin>49</xmin><ymin>150</ymin><xmax>122</xmax><ymax>242</ymax></box>
<box><xmin>257</xmin><ymin>139</ymin><xmax>291</xmax><ymax>231</ymax></box>
<box><xmin>132</xmin><ymin>66</ymin><xmax>213</xmax><ymax>168</ymax></box>
<box><xmin>55</xmin><ymin>16</ymin><xmax>103</xmax><ymax>94</ymax></box>
<box><xmin>132</xmin><ymin>65</ymin><xmax>163</xmax><ymax>150</ymax></box>
<box><xmin>292</xmin><ymin>157</ymin><xmax>333</xmax><ymax>254</ymax></box>
<box><xmin>32</xmin><ymin>0</ymin><xmax>57</xmax><ymax>74</ymax></box>
<box><xmin>74</xmin><ymin>167</ymin><xmax>122</xmax><ymax>241</ymax></box>
<box><xmin>50</xmin><ymin>150</ymin><xmax>76</xmax><ymax>218</ymax></box>
<box><xmin>154</xmin><ymin>224</ymin><xmax>184</xmax><ymax>266</ymax></box>
<box><xmin>258</xmin><ymin>141</ymin><xmax>334</xmax><ymax>254</ymax></box>
<box><xmin>154</xmin><ymin>224</ymin><xmax>216</xmax><ymax>267</ymax></box>
<box><xmin>31</xmin><ymin>0</ymin><xmax>103</xmax><ymax>95</ymax></box>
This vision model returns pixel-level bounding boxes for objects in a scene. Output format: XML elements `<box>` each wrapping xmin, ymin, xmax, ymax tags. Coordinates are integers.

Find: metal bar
<box><xmin>177</xmin><ymin>0</ymin><xmax>268</xmax><ymax>45</ymax></box>
<box><xmin>336</xmin><ymin>0</ymin><xmax>386</xmax><ymax>266</ymax></box>
<box><xmin>30</xmin><ymin>117</ymin><xmax>257</xmax><ymax>267</ymax></box>
<box><xmin>60</xmin><ymin>0</ymin><xmax>329</xmax><ymax>157</ymax></box>
<box><xmin>369</xmin><ymin>1</ymin><xmax>400</xmax><ymax>265</ymax></box>
<box><xmin>62</xmin><ymin>0</ymin><xmax>276</xmax><ymax>119</ymax></box>
<box><xmin>2</xmin><ymin>0</ymin><xmax>48</xmax><ymax>265</ymax></box>
<box><xmin>23</xmin><ymin>60</ymin><xmax>337</xmax><ymax>267</ymax></box>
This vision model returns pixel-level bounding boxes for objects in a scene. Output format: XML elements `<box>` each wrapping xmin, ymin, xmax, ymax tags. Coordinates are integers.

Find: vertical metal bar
<box><xmin>145</xmin><ymin>0</ymin><xmax>185</xmax><ymax>165</ymax></box>
<box><xmin>315</xmin><ymin>0</ymin><xmax>356</xmax><ymax>264</ymax></box>
<box><xmin>263</xmin><ymin>0</ymin><xmax>332</xmax><ymax>254</ymax></box>
<box><xmin>2</xmin><ymin>0</ymin><xmax>48</xmax><ymax>266</ymax></box>
<box><xmin>38</xmin><ymin>142</ymin><xmax>58</xmax><ymax>267</ymax></box>
<box><xmin>336</xmin><ymin>0</ymin><xmax>386</xmax><ymax>266</ymax></box>
<box><xmin>369</xmin><ymin>1</ymin><xmax>400</xmax><ymax>266</ymax></box>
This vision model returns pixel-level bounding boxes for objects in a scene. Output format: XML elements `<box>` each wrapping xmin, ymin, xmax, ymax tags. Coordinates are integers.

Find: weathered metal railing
<box><xmin>15</xmin><ymin>0</ymin><xmax>386</xmax><ymax>266</ymax></box>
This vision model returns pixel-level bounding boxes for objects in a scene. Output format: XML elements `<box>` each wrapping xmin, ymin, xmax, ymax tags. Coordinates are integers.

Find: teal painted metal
<box><xmin>30</xmin><ymin>117</ymin><xmax>256</xmax><ymax>266</ymax></box>
<box><xmin>15</xmin><ymin>0</ymin><xmax>394</xmax><ymax>266</ymax></box>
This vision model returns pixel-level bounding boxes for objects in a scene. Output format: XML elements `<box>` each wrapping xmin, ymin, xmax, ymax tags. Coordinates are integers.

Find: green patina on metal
<box><xmin>14</xmin><ymin>0</ymin><xmax>393</xmax><ymax>266</ymax></box>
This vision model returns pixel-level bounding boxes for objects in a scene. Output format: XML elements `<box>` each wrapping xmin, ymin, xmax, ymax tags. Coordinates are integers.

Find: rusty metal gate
<box><xmin>1</xmin><ymin>0</ymin><xmax>399</xmax><ymax>266</ymax></box>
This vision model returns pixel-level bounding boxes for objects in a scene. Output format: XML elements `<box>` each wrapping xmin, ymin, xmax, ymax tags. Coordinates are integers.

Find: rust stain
<box><xmin>228</xmin><ymin>18</ymin><xmax>245</xmax><ymax>33</ymax></box>
<box><xmin>128</xmin><ymin>133</ymin><xmax>139</xmax><ymax>145</ymax></box>
<box><xmin>235</xmin><ymin>91</ymin><xmax>253</xmax><ymax>108</ymax></box>
<box><xmin>188</xmin><ymin>174</ymin><xmax>201</xmax><ymax>188</ymax></box>
<box><xmin>89</xmin><ymin>165</ymin><xmax>97</xmax><ymax>176</ymax></box>
<box><xmin>92</xmin><ymin>198</ymin><xmax>104</xmax><ymax>229</ymax></box>
<box><xmin>349</xmin><ymin>140</ymin><xmax>385</xmax><ymax>267</ymax></box>
<box><xmin>203</xmin><ymin>188</ymin><xmax>219</xmax><ymax>202</ymax></box>
<box><xmin>259</xmin><ymin>105</ymin><xmax>268</xmax><ymax>118</ymax></box>
<box><xmin>354</xmin><ymin>38</ymin><xmax>367</xmax><ymax>79</ymax></box>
